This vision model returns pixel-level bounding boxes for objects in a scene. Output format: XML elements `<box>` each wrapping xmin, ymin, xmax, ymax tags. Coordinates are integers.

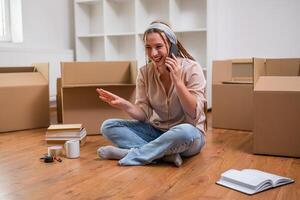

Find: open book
<box><xmin>216</xmin><ymin>169</ymin><xmax>294</xmax><ymax>195</ymax></box>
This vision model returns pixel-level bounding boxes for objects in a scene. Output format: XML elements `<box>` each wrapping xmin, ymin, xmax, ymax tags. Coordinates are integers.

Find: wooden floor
<box><xmin>0</xmin><ymin>111</ymin><xmax>299</xmax><ymax>200</ymax></box>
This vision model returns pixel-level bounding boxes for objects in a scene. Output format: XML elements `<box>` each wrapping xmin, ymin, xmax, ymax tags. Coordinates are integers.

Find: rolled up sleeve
<box><xmin>184</xmin><ymin>62</ymin><xmax>207</xmax><ymax>125</ymax></box>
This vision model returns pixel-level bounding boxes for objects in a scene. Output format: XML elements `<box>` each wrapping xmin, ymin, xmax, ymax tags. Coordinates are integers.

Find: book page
<box><xmin>242</xmin><ymin>169</ymin><xmax>294</xmax><ymax>187</ymax></box>
<box><xmin>46</xmin><ymin>128</ymin><xmax>87</xmax><ymax>138</ymax></box>
<box><xmin>46</xmin><ymin>131</ymin><xmax>87</xmax><ymax>141</ymax></box>
<box><xmin>221</xmin><ymin>169</ymin><xmax>271</xmax><ymax>189</ymax></box>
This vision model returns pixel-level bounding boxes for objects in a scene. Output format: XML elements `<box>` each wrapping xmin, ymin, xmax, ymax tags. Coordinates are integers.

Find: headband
<box><xmin>146</xmin><ymin>23</ymin><xmax>177</xmax><ymax>44</ymax></box>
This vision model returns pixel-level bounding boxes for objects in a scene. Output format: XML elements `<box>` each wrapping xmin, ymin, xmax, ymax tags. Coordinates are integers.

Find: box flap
<box><xmin>266</xmin><ymin>58</ymin><xmax>300</xmax><ymax>76</ymax></box>
<box><xmin>232</xmin><ymin>58</ymin><xmax>253</xmax><ymax>80</ymax></box>
<box><xmin>213</xmin><ymin>59</ymin><xmax>254</xmax><ymax>84</ymax></box>
<box><xmin>0</xmin><ymin>67</ymin><xmax>34</xmax><ymax>73</ymax></box>
<box><xmin>130</xmin><ymin>62</ymin><xmax>137</xmax><ymax>85</ymax></box>
<box><xmin>222</xmin><ymin>77</ymin><xmax>253</xmax><ymax>84</ymax></box>
<box><xmin>232</xmin><ymin>58</ymin><xmax>253</xmax><ymax>64</ymax></box>
<box><xmin>254</xmin><ymin>76</ymin><xmax>300</xmax><ymax>92</ymax></box>
<box><xmin>0</xmin><ymin>72</ymin><xmax>48</xmax><ymax>87</ymax></box>
<box><xmin>61</xmin><ymin>61</ymin><xmax>137</xmax><ymax>86</ymax></box>
<box><xmin>33</xmin><ymin>63</ymin><xmax>49</xmax><ymax>81</ymax></box>
<box><xmin>212</xmin><ymin>60</ymin><xmax>232</xmax><ymax>84</ymax></box>
<box><xmin>253</xmin><ymin>58</ymin><xmax>266</xmax><ymax>85</ymax></box>
<box><xmin>231</xmin><ymin>62</ymin><xmax>253</xmax><ymax>80</ymax></box>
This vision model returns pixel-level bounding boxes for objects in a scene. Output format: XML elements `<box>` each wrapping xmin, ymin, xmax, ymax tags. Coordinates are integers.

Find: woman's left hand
<box><xmin>165</xmin><ymin>54</ymin><xmax>182</xmax><ymax>85</ymax></box>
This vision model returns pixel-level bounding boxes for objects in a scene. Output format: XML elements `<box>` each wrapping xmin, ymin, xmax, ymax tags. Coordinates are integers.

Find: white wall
<box><xmin>209</xmin><ymin>0</ymin><xmax>300</xmax><ymax>59</ymax></box>
<box><xmin>1</xmin><ymin>0</ymin><xmax>74</xmax><ymax>50</ymax></box>
<box><xmin>0</xmin><ymin>0</ymin><xmax>75</xmax><ymax>100</ymax></box>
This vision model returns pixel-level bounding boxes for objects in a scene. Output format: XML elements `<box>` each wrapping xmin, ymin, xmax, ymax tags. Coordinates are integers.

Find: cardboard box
<box><xmin>212</xmin><ymin>59</ymin><xmax>254</xmax><ymax>131</ymax></box>
<box><xmin>0</xmin><ymin>64</ymin><xmax>50</xmax><ymax>133</ymax></box>
<box><xmin>253</xmin><ymin>58</ymin><xmax>300</xmax><ymax>157</ymax></box>
<box><xmin>61</xmin><ymin>61</ymin><xmax>137</xmax><ymax>135</ymax></box>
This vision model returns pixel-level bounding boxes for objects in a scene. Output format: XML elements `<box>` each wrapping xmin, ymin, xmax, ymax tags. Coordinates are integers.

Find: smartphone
<box><xmin>166</xmin><ymin>43</ymin><xmax>178</xmax><ymax>72</ymax></box>
<box><xmin>168</xmin><ymin>43</ymin><xmax>178</xmax><ymax>58</ymax></box>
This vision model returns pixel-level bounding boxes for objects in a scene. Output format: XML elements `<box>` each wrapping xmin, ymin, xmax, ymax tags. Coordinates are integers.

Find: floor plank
<box><xmin>0</xmin><ymin>112</ymin><xmax>299</xmax><ymax>200</ymax></box>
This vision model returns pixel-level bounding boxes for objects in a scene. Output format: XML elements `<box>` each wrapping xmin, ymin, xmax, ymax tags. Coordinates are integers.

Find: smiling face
<box><xmin>144</xmin><ymin>32</ymin><xmax>170</xmax><ymax>68</ymax></box>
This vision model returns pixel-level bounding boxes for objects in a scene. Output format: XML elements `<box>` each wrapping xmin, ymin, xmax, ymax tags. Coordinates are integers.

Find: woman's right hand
<box><xmin>96</xmin><ymin>88</ymin><xmax>147</xmax><ymax>121</ymax></box>
<box><xmin>96</xmin><ymin>88</ymin><xmax>128</xmax><ymax>110</ymax></box>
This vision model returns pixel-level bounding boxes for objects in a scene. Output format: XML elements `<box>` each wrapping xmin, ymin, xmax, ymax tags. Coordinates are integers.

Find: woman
<box><xmin>96</xmin><ymin>21</ymin><xmax>207</xmax><ymax>167</ymax></box>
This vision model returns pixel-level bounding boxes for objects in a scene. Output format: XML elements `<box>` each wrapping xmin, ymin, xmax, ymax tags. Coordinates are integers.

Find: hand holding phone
<box><xmin>166</xmin><ymin>43</ymin><xmax>178</xmax><ymax>72</ymax></box>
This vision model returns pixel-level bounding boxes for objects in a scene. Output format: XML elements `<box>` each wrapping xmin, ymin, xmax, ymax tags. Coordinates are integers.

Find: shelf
<box><xmin>78</xmin><ymin>33</ymin><xmax>105</xmax><ymax>38</ymax></box>
<box><xmin>74</xmin><ymin>0</ymin><xmax>211</xmax><ymax>108</ymax></box>
<box><xmin>76</xmin><ymin>37</ymin><xmax>105</xmax><ymax>61</ymax></box>
<box><xmin>75</xmin><ymin>0</ymin><xmax>104</xmax><ymax>35</ymax></box>
<box><xmin>174</xmin><ymin>28</ymin><xmax>207</xmax><ymax>33</ymax></box>
<box><xmin>104</xmin><ymin>0</ymin><xmax>135</xmax><ymax>35</ymax></box>
<box><xmin>105</xmin><ymin>35</ymin><xmax>136</xmax><ymax>60</ymax></box>
<box><xmin>76</xmin><ymin>0</ymin><xmax>101</xmax><ymax>5</ymax></box>
<box><xmin>106</xmin><ymin>32</ymin><xmax>136</xmax><ymax>36</ymax></box>
<box><xmin>75</xmin><ymin>0</ymin><xmax>208</xmax><ymax>66</ymax></box>
<box><xmin>136</xmin><ymin>34</ymin><xmax>146</xmax><ymax>66</ymax></box>
<box><xmin>136</xmin><ymin>0</ymin><xmax>169</xmax><ymax>33</ymax></box>
<box><xmin>176</xmin><ymin>31</ymin><xmax>207</xmax><ymax>67</ymax></box>
<box><xmin>170</xmin><ymin>0</ymin><xmax>206</xmax><ymax>30</ymax></box>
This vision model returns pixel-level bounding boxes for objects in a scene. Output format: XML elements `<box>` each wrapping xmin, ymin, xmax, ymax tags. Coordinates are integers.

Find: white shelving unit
<box><xmin>74</xmin><ymin>0</ymin><xmax>211</xmax><ymax>107</ymax></box>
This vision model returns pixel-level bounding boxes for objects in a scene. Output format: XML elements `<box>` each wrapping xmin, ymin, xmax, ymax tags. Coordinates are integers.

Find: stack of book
<box><xmin>45</xmin><ymin>124</ymin><xmax>87</xmax><ymax>146</ymax></box>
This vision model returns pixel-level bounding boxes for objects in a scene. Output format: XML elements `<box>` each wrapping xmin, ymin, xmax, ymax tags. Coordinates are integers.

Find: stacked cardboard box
<box><xmin>253</xmin><ymin>58</ymin><xmax>300</xmax><ymax>157</ymax></box>
<box><xmin>0</xmin><ymin>64</ymin><xmax>49</xmax><ymax>133</ymax></box>
<box><xmin>59</xmin><ymin>61</ymin><xmax>137</xmax><ymax>135</ymax></box>
<box><xmin>212</xmin><ymin>59</ymin><xmax>254</xmax><ymax>131</ymax></box>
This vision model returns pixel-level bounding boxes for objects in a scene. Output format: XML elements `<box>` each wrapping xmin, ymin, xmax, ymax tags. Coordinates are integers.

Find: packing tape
<box><xmin>48</xmin><ymin>146</ymin><xmax>63</xmax><ymax>157</ymax></box>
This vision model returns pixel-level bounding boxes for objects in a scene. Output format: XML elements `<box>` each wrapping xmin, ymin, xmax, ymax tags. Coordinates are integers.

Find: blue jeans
<box><xmin>100</xmin><ymin>119</ymin><xmax>205</xmax><ymax>166</ymax></box>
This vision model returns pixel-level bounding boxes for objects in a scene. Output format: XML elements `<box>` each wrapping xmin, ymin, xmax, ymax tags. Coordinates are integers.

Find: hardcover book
<box><xmin>47</xmin><ymin>124</ymin><xmax>82</xmax><ymax>131</ymax></box>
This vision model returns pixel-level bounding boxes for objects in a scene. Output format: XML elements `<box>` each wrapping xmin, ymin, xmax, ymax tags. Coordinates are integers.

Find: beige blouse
<box><xmin>135</xmin><ymin>57</ymin><xmax>207</xmax><ymax>134</ymax></box>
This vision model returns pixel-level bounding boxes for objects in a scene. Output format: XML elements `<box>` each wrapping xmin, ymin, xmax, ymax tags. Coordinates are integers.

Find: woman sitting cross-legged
<box><xmin>96</xmin><ymin>21</ymin><xmax>207</xmax><ymax>167</ymax></box>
